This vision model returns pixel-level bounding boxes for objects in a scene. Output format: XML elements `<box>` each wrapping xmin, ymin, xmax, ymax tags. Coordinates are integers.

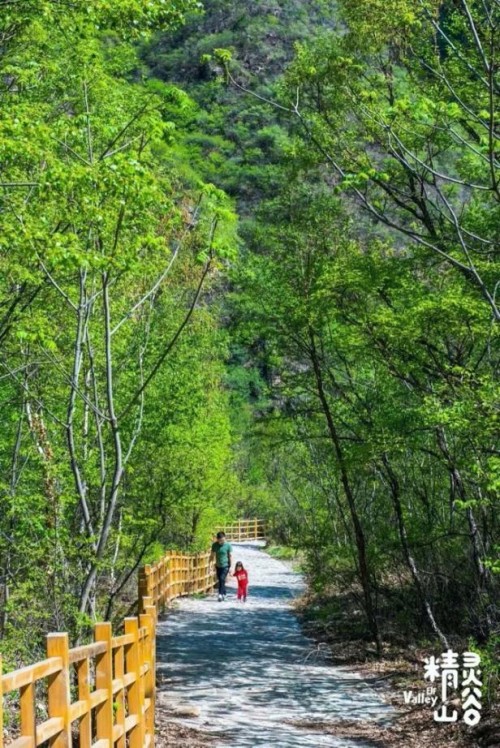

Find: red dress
<box><xmin>234</xmin><ymin>569</ymin><xmax>249</xmax><ymax>599</ymax></box>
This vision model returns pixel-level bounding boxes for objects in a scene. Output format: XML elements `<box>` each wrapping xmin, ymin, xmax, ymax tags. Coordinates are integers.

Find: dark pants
<box><xmin>216</xmin><ymin>566</ymin><xmax>229</xmax><ymax>596</ymax></box>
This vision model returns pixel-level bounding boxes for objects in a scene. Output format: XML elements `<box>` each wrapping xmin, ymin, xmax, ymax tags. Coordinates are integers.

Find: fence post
<box><xmin>175</xmin><ymin>554</ymin><xmax>179</xmax><ymax>599</ymax></box>
<box><xmin>163</xmin><ymin>557</ymin><xmax>168</xmax><ymax>605</ymax></box>
<box><xmin>142</xmin><ymin>596</ymin><xmax>154</xmax><ymax>629</ymax></box>
<box><xmin>46</xmin><ymin>633</ymin><xmax>71</xmax><ymax>748</ymax></box>
<box><xmin>151</xmin><ymin>566</ymin><xmax>157</xmax><ymax>608</ymax></box>
<box><xmin>113</xmin><ymin>642</ymin><xmax>126</xmax><ymax>748</ymax></box>
<box><xmin>172</xmin><ymin>551</ymin><xmax>177</xmax><ymax>601</ymax></box>
<box><xmin>170</xmin><ymin>554</ymin><xmax>175</xmax><ymax>600</ymax></box>
<box><xmin>169</xmin><ymin>554</ymin><xmax>174</xmax><ymax>600</ymax></box>
<box><xmin>165</xmin><ymin>553</ymin><xmax>171</xmax><ymax>603</ymax></box>
<box><xmin>159</xmin><ymin>559</ymin><xmax>166</xmax><ymax>609</ymax></box>
<box><xmin>94</xmin><ymin>622</ymin><xmax>113</xmax><ymax>748</ymax></box>
<box><xmin>76</xmin><ymin>652</ymin><xmax>92</xmax><ymax>748</ymax></box>
<box><xmin>138</xmin><ymin>564</ymin><xmax>152</xmax><ymax>614</ymax></box>
<box><xmin>20</xmin><ymin>680</ymin><xmax>35</xmax><ymax>748</ymax></box>
<box><xmin>140</xmin><ymin>607</ymin><xmax>156</xmax><ymax>747</ymax></box>
<box><xmin>124</xmin><ymin>617</ymin><xmax>145</xmax><ymax>748</ymax></box>
<box><xmin>146</xmin><ymin>602</ymin><xmax>157</xmax><ymax>670</ymax></box>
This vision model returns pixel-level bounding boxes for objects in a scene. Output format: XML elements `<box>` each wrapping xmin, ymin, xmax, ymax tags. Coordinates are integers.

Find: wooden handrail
<box><xmin>220</xmin><ymin>518</ymin><xmax>268</xmax><ymax>542</ymax></box>
<box><xmin>1</xmin><ymin>549</ymin><xmax>216</xmax><ymax>748</ymax></box>
<box><xmin>0</xmin><ymin>613</ymin><xmax>157</xmax><ymax>748</ymax></box>
<box><xmin>0</xmin><ymin>525</ymin><xmax>265</xmax><ymax>748</ymax></box>
<box><xmin>137</xmin><ymin>550</ymin><xmax>215</xmax><ymax>614</ymax></box>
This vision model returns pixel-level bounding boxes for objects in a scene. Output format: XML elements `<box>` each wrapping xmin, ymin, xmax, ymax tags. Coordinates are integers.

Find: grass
<box><xmin>266</xmin><ymin>544</ymin><xmax>304</xmax><ymax>569</ymax></box>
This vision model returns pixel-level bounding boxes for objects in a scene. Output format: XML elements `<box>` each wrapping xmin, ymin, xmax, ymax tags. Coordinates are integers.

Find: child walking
<box><xmin>233</xmin><ymin>561</ymin><xmax>249</xmax><ymax>602</ymax></box>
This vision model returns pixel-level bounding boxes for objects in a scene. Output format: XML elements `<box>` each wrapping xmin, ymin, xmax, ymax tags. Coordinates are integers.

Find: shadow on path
<box><xmin>156</xmin><ymin>542</ymin><xmax>394</xmax><ymax>747</ymax></box>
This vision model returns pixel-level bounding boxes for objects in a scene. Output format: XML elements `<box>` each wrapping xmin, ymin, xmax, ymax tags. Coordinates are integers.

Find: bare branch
<box><xmin>111</xmin><ymin>196</ymin><xmax>203</xmax><ymax>336</ymax></box>
<box><xmin>120</xmin><ymin>223</ymin><xmax>217</xmax><ymax>419</ymax></box>
<box><xmin>99</xmin><ymin>102</ymin><xmax>151</xmax><ymax>161</ymax></box>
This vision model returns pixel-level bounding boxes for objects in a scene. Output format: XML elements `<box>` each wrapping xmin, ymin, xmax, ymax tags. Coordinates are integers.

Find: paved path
<box><xmin>156</xmin><ymin>542</ymin><xmax>393</xmax><ymax>747</ymax></box>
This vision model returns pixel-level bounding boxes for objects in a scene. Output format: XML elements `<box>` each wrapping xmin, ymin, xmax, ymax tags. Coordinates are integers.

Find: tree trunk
<box><xmin>381</xmin><ymin>454</ymin><xmax>449</xmax><ymax>649</ymax></box>
<box><xmin>308</xmin><ymin>328</ymin><xmax>381</xmax><ymax>653</ymax></box>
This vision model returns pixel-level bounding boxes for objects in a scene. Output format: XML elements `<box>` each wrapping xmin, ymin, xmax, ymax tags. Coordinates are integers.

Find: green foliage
<box><xmin>0</xmin><ymin>0</ymin><xmax>243</xmax><ymax>660</ymax></box>
<box><xmin>1</xmin><ymin>0</ymin><xmax>499</xmax><ymax>710</ymax></box>
<box><xmin>230</xmin><ymin>164</ymin><xmax>499</xmax><ymax>651</ymax></box>
<box><xmin>193</xmin><ymin>0</ymin><xmax>500</xmax><ymax>667</ymax></box>
<box><xmin>141</xmin><ymin>0</ymin><xmax>336</xmax><ymax>209</ymax></box>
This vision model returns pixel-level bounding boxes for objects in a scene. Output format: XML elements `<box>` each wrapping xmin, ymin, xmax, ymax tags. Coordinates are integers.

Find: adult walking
<box><xmin>211</xmin><ymin>531</ymin><xmax>232</xmax><ymax>601</ymax></box>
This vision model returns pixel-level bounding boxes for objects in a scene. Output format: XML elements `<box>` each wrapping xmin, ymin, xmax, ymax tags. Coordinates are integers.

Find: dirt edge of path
<box><xmin>293</xmin><ymin>594</ymin><xmax>500</xmax><ymax>748</ymax></box>
<box><xmin>156</xmin><ymin>697</ymin><xmax>225</xmax><ymax>748</ymax></box>
<box><xmin>153</xmin><ymin>549</ymin><xmax>499</xmax><ymax>748</ymax></box>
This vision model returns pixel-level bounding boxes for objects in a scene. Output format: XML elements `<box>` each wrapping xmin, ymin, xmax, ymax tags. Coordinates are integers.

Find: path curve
<box><xmin>156</xmin><ymin>542</ymin><xmax>393</xmax><ymax>747</ymax></box>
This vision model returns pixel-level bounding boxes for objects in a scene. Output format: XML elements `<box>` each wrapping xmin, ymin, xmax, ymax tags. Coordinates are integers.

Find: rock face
<box><xmin>155</xmin><ymin>541</ymin><xmax>394</xmax><ymax>747</ymax></box>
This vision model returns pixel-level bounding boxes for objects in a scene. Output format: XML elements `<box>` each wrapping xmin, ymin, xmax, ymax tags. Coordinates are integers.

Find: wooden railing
<box><xmin>138</xmin><ymin>550</ymin><xmax>215</xmax><ymax>613</ymax></box>
<box><xmin>221</xmin><ymin>518</ymin><xmax>267</xmax><ymax>542</ymax></box>
<box><xmin>0</xmin><ymin>609</ymin><xmax>156</xmax><ymax>748</ymax></box>
<box><xmin>0</xmin><ymin>551</ymin><xmax>215</xmax><ymax>748</ymax></box>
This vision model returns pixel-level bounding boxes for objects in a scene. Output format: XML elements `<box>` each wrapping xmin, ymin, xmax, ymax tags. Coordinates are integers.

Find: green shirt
<box><xmin>211</xmin><ymin>541</ymin><xmax>232</xmax><ymax>568</ymax></box>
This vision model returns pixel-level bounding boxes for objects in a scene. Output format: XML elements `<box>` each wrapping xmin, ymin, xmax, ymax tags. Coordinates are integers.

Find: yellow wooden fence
<box><xmin>0</xmin><ymin>609</ymin><xmax>156</xmax><ymax>748</ymax></box>
<box><xmin>138</xmin><ymin>550</ymin><xmax>214</xmax><ymax>613</ymax></box>
<box><xmin>221</xmin><ymin>518</ymin><xmax>267</xmax><ymax>542</ymax></box>
<box><xmin>0</xmin><ymin>522</ymin><xmax>265</xmax><ymax>748</ymax></box>
<box><xmin>0</xmin><ymin>551</ymin><xmax>215</xmax><ymax>748</ymax></box>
